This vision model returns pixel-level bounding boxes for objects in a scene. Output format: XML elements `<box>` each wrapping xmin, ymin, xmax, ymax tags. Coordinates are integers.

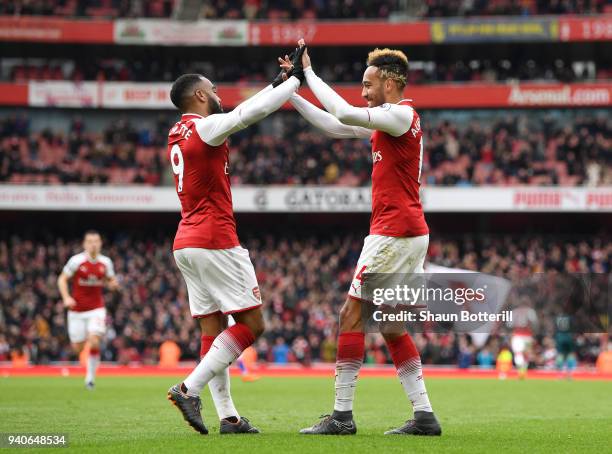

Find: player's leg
<box><xmin>84</xmin><ymin>308</ymin><xmax>106</xmax><ymax>389</ymax></box>
<box><xmin>381</xmin><ymin>330</ymin><xmax>441</xmax><ymax>435</ymax></box>
<box><xmin>170</xmin><ymin>247</ymin><xmax>263</xmax><ymax>434</ymax></box>
<box><xmin>198</xmin><ymin>313</ymin><xmax>260</xmax><ymax>433</ymax></box>
<box><xmin>381</xmin><ymin>234</ymin><xmax>440</xmax><ymax>435</ymax></box>
<box><xmin>168</xmin><ymin>248</ymin><xmax>218</xmax><ymax>434</ymax></box>
<box><xmin>299</xmin><ymin>296</ymin><xmax>363</xmax><ymax>435</ymax></box>
<box><xmin>84</xmin><ymin>334</ymin><xmax>102</xmax><ymax>388</ymax></box>
<box><xmin>67</xmin><ymin>310</ymin><xmax>90</xmax><ymax>388</ymax></box>
<box><xmin>182</xmin><ymin>306</ymin><xmax>264</xmax><ymax>398</ymax></box>
<box><xmin>71</xmin><ymin>341</ymin><xmax>86</xmax><ymax>354</ymax></box>
<box><xmin>198</xmin><ymin>313</ymin><xmax>239</xmax><ymax>421</ymax></box>
<box><xmin>512</xmin><ymin>335</ymin><xmax>528</xmax><ymax>379</ymax></box>
<box><xmin>301</xmin><ymin>237</ymin><xmax>382</xmax><ymax>435</ymax></box>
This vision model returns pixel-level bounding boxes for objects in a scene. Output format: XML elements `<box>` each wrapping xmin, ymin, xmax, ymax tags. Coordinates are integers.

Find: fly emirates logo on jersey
<box><xmin>77</xmin><ymin>275</ymin><xmax>105</xmax><ymax>287</ymax></box>
<box><xmin>371</xmin><ymin>111</ymin><xmax>421</xmax><ymax>166</ymax></box>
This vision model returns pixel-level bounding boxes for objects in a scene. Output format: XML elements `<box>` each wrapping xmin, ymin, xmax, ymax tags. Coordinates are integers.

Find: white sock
<box><xmin>397</xmin><ymin>358</ymin><xmax>433</xmax><ymax>413</ymax></box>
<box><xmin>86</xmin><ymin>352</ymin><xmax>100</xmax><ymax>383</ymax></box>
<box><xmin>209</xmin><ymin>368</ymin><xmax>239</xmax><ymax>420</ymax></box>
<box><xmin>183</xmin><ymin>328</ymin><xmax>250</xmax><ymax>397</ymax></box>
<box><xmin>334</xmin><ymin>359</ymin><xmax>362</xmax><ymax>412</ymax></box>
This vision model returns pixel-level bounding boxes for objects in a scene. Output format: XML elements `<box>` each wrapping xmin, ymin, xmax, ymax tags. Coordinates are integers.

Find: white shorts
<box><xmin>173</xmin><ymin>246</ymin><xmax>262</xmax><ymax>318</ymax></box>
<box><xmin>348</xmin><ymin>234</ymin><xmax>429</xmax><ymax>301</ymax></box>
<box><xmin>67</xmin><ymin>307</ymin><xmax>106</xmax><ymax>344</ymax></box>
<box><xmin>511</xmin><ymin>334</ymin><xmax>533</xmax><ymax>354</ymax></box>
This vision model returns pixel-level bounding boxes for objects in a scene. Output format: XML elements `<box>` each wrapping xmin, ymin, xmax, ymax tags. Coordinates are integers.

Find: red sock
<box><xmin>200</xmin><ymin>335</ymin><xmax>215</xmax><ymax>358</ymax></box>
<box><xmin>89</xmin><ymin>346</ymin><xmax>100</xmax><ymax>357</ymax></box>
<box><xmin>337</xmin><ymin>332</ymin><xmax>365</xmax><ymax>362</ymax></box>
<box><xmin>386</xmin><ymin>333</ymin><xmax>420</xmax><ymax>371</ymax></box>
<box><xmin>334</xmin><ymin>332</ymin><xmax>365</xmax><ymax>412</ymax></box>
<box><xmin>217</xmin><ymin>323</ymin><xmax>256</xmax><ymax>356</ymax></box>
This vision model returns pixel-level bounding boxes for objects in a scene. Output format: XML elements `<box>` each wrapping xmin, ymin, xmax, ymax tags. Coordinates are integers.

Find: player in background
<box><xmin>57</xmin><ymin>230</ymin><xmax>118</xmax><ymax>389</ymax></box>
<box><xmin>509</xmin><ymin>299</ymin><xmax>538</xmax><ymax>379</ymax></box>
<box><xmin>166</xmin><ymin>48</ymin><xmax>306</xmax><ymax>435</ymax></box>
<box><xmin>554</xmin><ymin>313</ymin><xmax>577</xmax><ymax>379</ymax></box>
<box><xmin>281</xmin><ymin>41</ymin><xmax>441</xmax><ymax>436</ymax></box>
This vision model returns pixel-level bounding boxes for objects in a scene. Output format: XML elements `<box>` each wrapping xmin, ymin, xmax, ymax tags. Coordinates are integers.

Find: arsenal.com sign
<box><xmin>508</xmin><ymin>84</ymin><xmax>610</xmax><ymax>106</ymax></box>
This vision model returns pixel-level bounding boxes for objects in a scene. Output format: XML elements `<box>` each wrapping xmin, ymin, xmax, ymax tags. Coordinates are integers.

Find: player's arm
<box><xmin>57</xmin><ymin>271</ymin><xmax>76</xmax><ymax>309</ymax></box>
<box><xmin>106</xmin><ymin>276</ymin><xmax>119</xmax><ymax>291</ymax></box>
<box><xmin>233</xmin><ymin>85</ymin><xmax>274</xmax><ymax>111</ymax></box>
<box><xmin>103</xmin><ymin>258</ymin><xmax>119</xmax><ymax>291</ymax></box>
<box><xmin>290</xmin><ymin>93</ymin><xmax>372</xmax><ymax>139</ymax></box>
<box><xmin>304</xmin><ymin>67</ymin><xmax>412</xmax><ymax>137</ymax></box>
<box><xmin>195</xmin><ymin>77</ymin><xmax>301</xmax><ymax>146</ymax></box>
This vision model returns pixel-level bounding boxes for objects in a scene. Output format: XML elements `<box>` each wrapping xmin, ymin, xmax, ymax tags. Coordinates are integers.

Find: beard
<box><xmin>207</xmin><ymin>94</ymin><xmax>223</xmax><ymax>114</ymax></box>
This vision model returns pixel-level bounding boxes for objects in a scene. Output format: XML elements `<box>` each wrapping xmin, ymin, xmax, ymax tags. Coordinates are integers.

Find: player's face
<box><xmin>362</xmin><ymin>66</ymin><xmax>385</xmax><ymax>108</ymax></box>
<box><xmin>206</xmin><ymin>88</ymin><xmax>223</xmax><ymax>114</ymax></box>
<box><xmin>83</xmin><ymin>233</ymin><xmax>102</xmax><ymax>256</ymax></box>
<box><xmin>361</xmin><ymin>66</ymin><xmax>394</xmax><ymax>107</ymax></box>
<box><xmin>194</xmin><ymin>77</ymin><xmax>223</xmax><ymax>114</ymax></box>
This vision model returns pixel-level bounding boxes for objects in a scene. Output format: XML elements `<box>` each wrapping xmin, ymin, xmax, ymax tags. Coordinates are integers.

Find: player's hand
<box><xmin>275</xmin><ymin>46</ymin><xmax>306</xmax><ymax>85</ymax></box>
<box><xmin>298</xmin><ymin>39</ymin><xmax>311</xmax><ymax>70</ymax></box>
<box><xmin>273</xmin><ymin>51</ymin><xmax>294</xmax><ymax>87</ymax></box>
<box><xmin>107</xmin><ymin>279</ymin><xmax>120</xmax><ymax>291</ymax></box>
<box><xmin>289</xmin><ymin>44</ymin><xmax>307</xmax><ymax>85</ymax></box>
<box><xmin>63</xmin><ymin>296</ymin><xmax>76</xmax><ymax>309</ymax></box>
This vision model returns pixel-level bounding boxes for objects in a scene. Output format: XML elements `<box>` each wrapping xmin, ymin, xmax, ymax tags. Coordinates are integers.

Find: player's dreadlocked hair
<box><xmin>170</xmin><ymin>74</ymin><xmax>203</xmax><ymax>112</ymax></box>
<box><xmin>366</xmin><ymin>48</ymin><xmax>408</xmax><ymax>90</ymax></box>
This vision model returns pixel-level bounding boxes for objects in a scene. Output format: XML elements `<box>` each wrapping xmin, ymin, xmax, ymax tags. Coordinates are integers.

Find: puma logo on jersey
<box><xmin>372</xmin><ymin>150</ymin><xmax>383</xmax><ymax>163</ymax></box>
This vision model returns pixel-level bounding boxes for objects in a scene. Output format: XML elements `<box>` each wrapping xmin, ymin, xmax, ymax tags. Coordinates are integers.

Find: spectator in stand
<box><xmin>0</xmin><ymin>0</ymin><xmax>605</xmax><ymax>18</ymax></box>
<box><xmin>272</xmin><ymin>337</ymin><xmax>291</xmax><ymax>364</ymax></box>
<box><xmin>4</xmin><ymin>57</ymin><xmax>608</xmax><ymax>85</ymax></box>
<box><xmin>1</xmin><ymin>112</ymin><xmax>609</xmax><ymax>186</ymax></box>
<box><xmin>0</xmin><ymin>231</ymin><xmax>609</xmax><ymax>367</ymax></box>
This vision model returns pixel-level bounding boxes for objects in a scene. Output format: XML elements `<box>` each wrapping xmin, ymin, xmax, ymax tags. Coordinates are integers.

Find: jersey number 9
<box><xmin>171</xmin><ymin>144</ymin><xmax>184</xmax><ymax>192</ymax></box>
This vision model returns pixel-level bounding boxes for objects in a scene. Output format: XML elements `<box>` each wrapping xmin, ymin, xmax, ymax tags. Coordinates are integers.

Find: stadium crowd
<box><xmin>4</xmin><ymin>58</ymin><xmax>608</xmax><ymax>85</ymax></box>
<box><xmin>0</xmin><ymin>0</ymin><xmax>607</xmax><ymax>19</ymax></box>
<box><xmin>0</xmin><ymin>231</ymin><xmax>608</xmax><ymax>367</ymax></box>
<box><xmin>1</xmin><ymin>111</ymin><xmax>609</xmax><ymax>186</ymax></box>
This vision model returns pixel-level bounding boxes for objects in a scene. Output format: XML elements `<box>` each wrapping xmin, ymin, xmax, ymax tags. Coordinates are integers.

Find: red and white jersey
<box><xmin>168</xmin><ymin>113</ymin><xmax>239</xmax><ymax>250</ymax></box>
<box><xmin>62</xmin><ymin>252</ymin><xmax>114</xmax><ymax>312</ymax></box>
<box><xmin>511</xmin><ymin>306</ymin><xmax>538</xmax><ymax>336</ymax></box>
<box><xmin>369</xmin><ymin>100</ymin><xmax>428</xmax><ymax>238</ymax></box>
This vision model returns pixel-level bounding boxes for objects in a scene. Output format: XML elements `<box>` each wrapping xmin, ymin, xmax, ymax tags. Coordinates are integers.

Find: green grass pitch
<box><xmin>1</xmin><ymin>375</ymin><xmax>611</xmax><ymax>453</ymax></box>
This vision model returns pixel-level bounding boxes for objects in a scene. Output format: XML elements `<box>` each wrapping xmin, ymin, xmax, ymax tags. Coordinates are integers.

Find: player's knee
<box><xmin>88</xmin><ymin>336</ymin><xmax>101</xmax><ymax>349</ymax></box>
<box><xmin>235</xmin><ymin>309</ymin><xmax>265</xmax><ymax>339</ymax></box>
<box><xmin>72</xmin><ymin>342</ymin><xmax>85</xmax><ymax>353</ymax></box>
<box><xmin>249</xmin><ymin>315</ymin><xmax>265</xmax><ymax>339</ymax></box>
<box><xmin>339</xmin><ymin>300</ymin><xmax>362</xmax><ymax>332</ymax></box>
<box><xmin>381</xmin><ymin>330</ymin><xmax>406</xmax><ymax>344</ymax></box>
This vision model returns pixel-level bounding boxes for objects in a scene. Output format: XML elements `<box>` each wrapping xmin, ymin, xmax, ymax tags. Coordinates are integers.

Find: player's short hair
<box><xmin>170</xmin><ymin>74</ymin><xmax>204</xmax><ymax>112</ymax></box>
<box><xmin>366</xmin><ymin>48</ymin><xmax>409</xmax><ymax>90</ymax></box>
<box><xmin>84</xmin><ymin>229</ymin><xmax>101</xmax><ymax>239</ymax></box>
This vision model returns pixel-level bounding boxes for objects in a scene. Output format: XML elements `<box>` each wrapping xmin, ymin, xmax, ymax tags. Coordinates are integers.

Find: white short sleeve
<box><xmin>100</xmin><ymin>255</ymin><xmax>115</xmax><ymax>278</ymax></box>
<box><xmin>62</xmin><ymin>253</ymin><xmax>84</xmax><ymax>278</ymax></box>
